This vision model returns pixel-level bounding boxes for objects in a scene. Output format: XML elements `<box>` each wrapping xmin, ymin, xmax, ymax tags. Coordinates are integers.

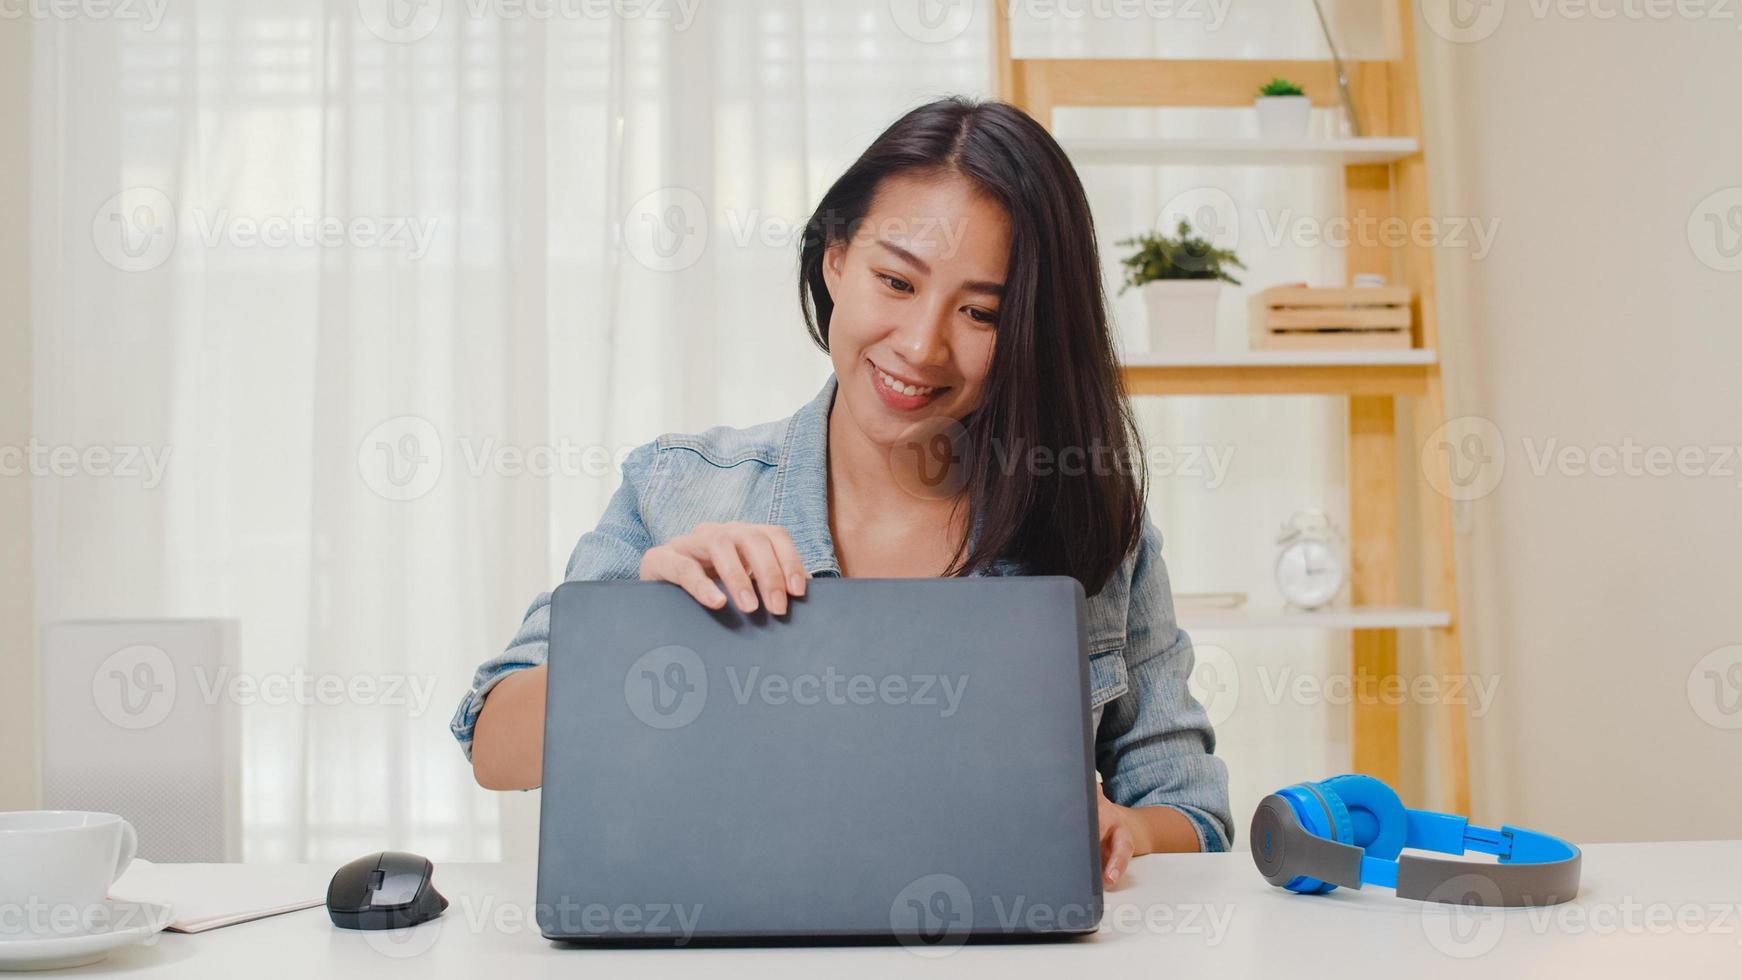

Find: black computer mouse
<box><xmin>326</xmin><ymin>851</ymin><xmax>449</xmax><ymax>930</ymax></box>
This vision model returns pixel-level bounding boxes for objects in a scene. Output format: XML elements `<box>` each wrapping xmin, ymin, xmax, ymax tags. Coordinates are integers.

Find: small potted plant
<box><xmin>1255</xmin><ymin>77</ymin><xmax>1311</xmax><ymax>139</ymax></box>
<box><xmin>1118</xmin><ymin>221</ymin><xmax>1245</xmax><ymax>354</ymax></box>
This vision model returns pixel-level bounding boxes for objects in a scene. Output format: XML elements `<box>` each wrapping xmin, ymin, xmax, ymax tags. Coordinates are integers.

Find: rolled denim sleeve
<box><xmin>449</xmin><ymin>441</ymin><xmax>659</xmax><ymax>759</ymax></box>
<box><xmin>1095</xmin><ymin>521</ymin><xmax>1234</xmax><ymax>852</ymax></box>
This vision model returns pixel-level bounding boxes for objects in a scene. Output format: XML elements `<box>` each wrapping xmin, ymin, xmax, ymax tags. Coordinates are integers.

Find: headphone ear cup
<box><xmin>1311</xmin><ymin>781</ymin><xmax>1354</xmax><ymax>846</ymax></box>
<box><xmin>1320</xmin><ymin>774</ymin><xmax>1408</xmax><ymax>860</ymax></box>
<box><xmin>1273</xmin><ymin>783</ymin><xmax>1352</xmax><ymax>895</ymax></box>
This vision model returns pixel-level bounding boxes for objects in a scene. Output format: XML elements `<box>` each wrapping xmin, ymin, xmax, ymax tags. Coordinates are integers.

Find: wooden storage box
<box><xmin>1248</xmin><ymin>285</ymin><xmax>1413</xmax><ymax>350</ymax></box>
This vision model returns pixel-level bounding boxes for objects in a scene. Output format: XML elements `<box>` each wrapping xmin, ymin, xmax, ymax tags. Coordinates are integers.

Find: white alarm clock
<box><xmin>1274</xmin><ymin>511</ymin><xmax>1346</xmax><ymax>610</ymax></box>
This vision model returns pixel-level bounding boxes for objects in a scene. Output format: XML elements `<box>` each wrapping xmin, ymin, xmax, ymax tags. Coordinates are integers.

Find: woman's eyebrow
<box><xmin>876</xmin><ymin>239</ymin><xmax>931</xmax><ymax>273</ymax></box>
<box><xmin>875</xmin><ymin>239</ymin><xmax>1004</xmax><ymax>296</ymax></box>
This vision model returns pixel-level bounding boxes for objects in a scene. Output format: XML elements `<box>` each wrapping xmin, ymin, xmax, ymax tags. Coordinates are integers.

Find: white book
<box><xmin>110</xmin><ymin>860</ymin><xmax>329</xmax><ymax>934</ymax></box>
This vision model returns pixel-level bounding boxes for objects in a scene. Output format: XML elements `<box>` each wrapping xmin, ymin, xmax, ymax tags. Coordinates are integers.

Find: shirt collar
<box><xmin>769</xmin><ymin>375</ymin><xmax>842</xmax><ymax>577</ymax></box>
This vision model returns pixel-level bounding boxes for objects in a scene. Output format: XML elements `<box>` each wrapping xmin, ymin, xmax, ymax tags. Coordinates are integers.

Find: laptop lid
<box><xmin>535</xmin><ymin>577</ymin><xmax>1101</xmax><ymax>945</ymax></box>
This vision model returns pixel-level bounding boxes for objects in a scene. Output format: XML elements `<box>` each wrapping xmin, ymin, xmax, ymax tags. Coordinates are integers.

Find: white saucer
<box><xmin>0</xmin><ymin>902</ymin><xmax>175</xmax><ymax>971</ymax></box>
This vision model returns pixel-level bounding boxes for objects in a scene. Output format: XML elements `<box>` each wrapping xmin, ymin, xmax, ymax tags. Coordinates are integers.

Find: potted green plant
<box><xmin>1255</xmin><ymin>77</ymin><xmax>1311</xmax><ymax>139</ymax></box>
<box><xmin>1118</xmin><ymin>221</ymin><xmax>1245</xmax><ymax>354</ymax></box>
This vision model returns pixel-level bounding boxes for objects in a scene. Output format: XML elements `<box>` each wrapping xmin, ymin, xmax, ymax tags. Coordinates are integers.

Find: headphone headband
<box><xmin>1250</xmin><ymin>780</ymin><xmax>1581</xmax><ymax>908</ymax></box>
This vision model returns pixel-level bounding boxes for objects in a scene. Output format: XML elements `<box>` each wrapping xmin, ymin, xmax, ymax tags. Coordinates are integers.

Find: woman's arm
<box><xmin>471</xmin><ymin>664</ymin><xmax>548</xmax><ymax>790</ymax></box>
<box><xmin>1095</xmin><ymin>520</ymin><xmax>1234</xmax><ymax>855</ymax></box>
<box><xmin>1097</xmin><ymin>783</ymin><xmax>1202</xmax><ymax>884</ymax></box>
<box><xmin>1124</xmin><ymin>796</ymin><xmax>1202</xmax><ymax>852</ymax></box>
<box><xmin>465</xmin><ymin>519</ymin><xmax>811</xmax><ymax>789</ymax></box>
<box><xmin>451</xmin><ymin>444</ymin><xmax>660</xmax><ymax>784</ymax></box>
<box><xmin>453</xmin><ymin>428</ymin><xmax>811</xmax><ymax>788</ymax></box>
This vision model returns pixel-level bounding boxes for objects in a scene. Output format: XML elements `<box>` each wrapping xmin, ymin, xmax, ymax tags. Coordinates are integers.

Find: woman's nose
<box><xmin>890</xmin><ymin>303</ymin><xmax>952</xmax><ymax>367</ymax></box>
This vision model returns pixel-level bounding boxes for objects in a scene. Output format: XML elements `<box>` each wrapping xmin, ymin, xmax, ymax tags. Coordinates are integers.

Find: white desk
<box><xmin>88</xmin><ymin>842</ymin><xmax>1741</xmax><ymax>977</ymax></box>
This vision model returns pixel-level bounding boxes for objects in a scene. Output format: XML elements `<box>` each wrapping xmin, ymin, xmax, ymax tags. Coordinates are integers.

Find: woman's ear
<box><xmin>821</xmin><ymin>241</ymin><xmax>846</xmax><ymax>294</ymax></box>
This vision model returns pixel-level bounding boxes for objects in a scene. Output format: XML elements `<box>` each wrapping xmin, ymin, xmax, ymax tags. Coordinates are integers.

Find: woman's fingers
<box><xmin>706</xmin><ymin>536</ymin><xmax>761</xmax><ymax>614</ymax></box>
<box><xmin>1096</xmin><ymin>783</ymin><xmax>1134</xmax><ymax>886</ymax></box>
<box><xmin>641</xmin><ymin>548</ymin><xmax>727</xmax><ymax>609</ymax></box>
<box><xmin>736</xmin><ymin>530</ymin><xmax>790</xmax><ymax>616</ymax></box>
<box><xmin>641</xmin><ymin>522</ymin><xmax>811</xmax><ymax>614</ymax></box>
<box><xmin>763</xmin><ymin>525</ymin><xmax>809</xmax><ymax>597</ymax></box>
<box><xmin>1102</xmin><ymin>823</ymin><xmax>1135</xmax><ymax>886</ymax></box>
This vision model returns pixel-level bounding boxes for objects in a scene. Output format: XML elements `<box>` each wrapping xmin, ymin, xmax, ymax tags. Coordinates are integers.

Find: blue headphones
<box><xmin>1249</xmin><ymin>774</ymin><xmax>1581</xmax><ymax>907</ymax></box>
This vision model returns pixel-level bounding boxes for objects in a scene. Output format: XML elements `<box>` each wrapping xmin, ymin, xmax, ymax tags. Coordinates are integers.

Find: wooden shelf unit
<box><xmin>994</xmin><ymin>1</ymin><xmax>1471</xmax><ymax>813</ymax></box>
<box><xmin>1121</xmin><ymin>351</ymin><xmax>1435</xmax><ymax>397</ymax></box>
<box><xmin>1062</xmin><ymin>136</ymin><xmax>1421</xmax><ymax>168</ymax></box>
<box><xmin>1177</xmin><ymin>605</ymin><xmax>1452</xmax><ymax>633</ymax></box>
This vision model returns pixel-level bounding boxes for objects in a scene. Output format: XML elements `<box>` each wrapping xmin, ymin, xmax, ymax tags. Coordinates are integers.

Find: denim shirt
<box><xmin>450</xmin><ymin>376</ymin><xmax>1233</xmax><ymax>851</ymax></box>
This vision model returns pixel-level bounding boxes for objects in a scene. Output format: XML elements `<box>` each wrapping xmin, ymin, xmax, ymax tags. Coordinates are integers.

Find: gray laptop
<box><xmin>535</xmin><ymin>577</ymin><xmax>1102</xmax><ymax>946</ymax></box>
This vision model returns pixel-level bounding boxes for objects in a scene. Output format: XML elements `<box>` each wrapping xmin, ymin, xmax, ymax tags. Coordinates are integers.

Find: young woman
<box><xmin>451</xmin><ymin>97</ymin><xmax>1231</xmax><ymax>883</ymax></box>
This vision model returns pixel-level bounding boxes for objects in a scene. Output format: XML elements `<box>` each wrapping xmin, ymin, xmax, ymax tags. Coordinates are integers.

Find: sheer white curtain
<box><xmin>30</xmin><ymin>0</ymin><xmax>986</xmax><ymax>862</ymax></box>
<box><xmin>31</xmin><ymin>0</ymin><xmax>1373</xmax><ymax>860</ymax></box>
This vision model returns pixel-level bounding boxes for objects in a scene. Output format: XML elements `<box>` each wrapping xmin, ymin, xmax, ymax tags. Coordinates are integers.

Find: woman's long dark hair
<box><xmin>799</xmin><ymin>96</ymin><xmax>1146</xmax><ymax>597</ymax></box>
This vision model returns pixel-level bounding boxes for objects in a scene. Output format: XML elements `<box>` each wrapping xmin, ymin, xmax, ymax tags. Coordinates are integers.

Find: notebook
<box><xmin>110</xmin><ymin>859</ymin><xmax>329</xmax><ymax>933</ymax></box>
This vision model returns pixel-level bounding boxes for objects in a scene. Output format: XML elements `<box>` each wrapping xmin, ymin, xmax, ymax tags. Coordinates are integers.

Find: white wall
<box><xmin>0</xmin><ymin>22</ymin><xmax>38</xmax><ymax>811</ymax></box>
<box><xmin>1417</xmin><ymin>7</ymin><xmax>1742</xmax><ymax>841</ymax></box>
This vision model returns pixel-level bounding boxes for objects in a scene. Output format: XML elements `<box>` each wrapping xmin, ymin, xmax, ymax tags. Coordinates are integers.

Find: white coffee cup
<box><xmin>0</xmin><ymin>811</ymin><xmax>138</xmax><ymax>938</ymax></box>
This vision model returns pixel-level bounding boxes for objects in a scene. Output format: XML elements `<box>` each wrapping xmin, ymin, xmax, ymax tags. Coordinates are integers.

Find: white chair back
<box><xmin>40</xmin><ymin>619</ymin><xmax>242</xmax><ymax>862</ymax></box>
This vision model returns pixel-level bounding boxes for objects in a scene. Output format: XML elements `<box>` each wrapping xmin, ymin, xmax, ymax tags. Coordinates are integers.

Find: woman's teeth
<box><xmin>876</xmin><ymin>366</ymin><xmax>938</xmax><ymax>398</ymax></box>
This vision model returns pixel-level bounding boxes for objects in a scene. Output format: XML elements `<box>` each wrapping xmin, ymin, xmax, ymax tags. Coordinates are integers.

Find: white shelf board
<box><xmin>1121</xmin><ymin>349</ymin><xmax>1438</xmax><ymax>369</ymax></box>
<box><xmin>1063</xmin><ymin>136</ymin><xmax>1420</xmax><ymax>167</ymax></box>
<box><xmin>1177</xmin><ymin>605</ymin><xmax>1452</xmax><ymax>632</ymax></box>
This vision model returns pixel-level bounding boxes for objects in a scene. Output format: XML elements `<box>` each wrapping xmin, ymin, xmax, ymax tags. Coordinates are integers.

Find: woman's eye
<box><xmin>965</xmin><ymin>307</ymin><xmax>999</xmax><ymax>326</ymax></box>
<box><xmin>875</xmin><ymin>272</ymin><xmax>914</xmax><ymax>294</ymax></box>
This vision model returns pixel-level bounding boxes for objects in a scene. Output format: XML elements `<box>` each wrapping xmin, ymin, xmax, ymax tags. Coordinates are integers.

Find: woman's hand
<box><xmin>1097</xmin><ymin>783</ymin><xmax>1145</xmax><ymax>886</ymax></box>
<box><xmin>639</xmin><ymin>522</ymin><xmax>809</xmax><ymax>615</ymax></box>
<box><xmin>1097</xmin><ymin>783</ymin><xmax>1207</xmax><ymax>885</ymax></box>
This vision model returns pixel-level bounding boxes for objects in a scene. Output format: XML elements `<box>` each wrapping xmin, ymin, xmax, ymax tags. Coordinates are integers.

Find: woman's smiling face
<box><xmin>822</xmin><ymin>172</ymin><xmax>1009</xmax><ymax>448</ymax></box>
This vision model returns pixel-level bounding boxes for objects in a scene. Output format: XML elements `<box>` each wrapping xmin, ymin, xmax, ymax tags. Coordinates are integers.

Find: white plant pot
<box><xmin>1255</xmin><ymin>95</ymin><xmax>1311</xmax><ymax>140</ymax></box>
<box><xmin>1140</xmin><ymin>279</ymin><xmax>1224</xmax><ymax>354</ymax></box>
